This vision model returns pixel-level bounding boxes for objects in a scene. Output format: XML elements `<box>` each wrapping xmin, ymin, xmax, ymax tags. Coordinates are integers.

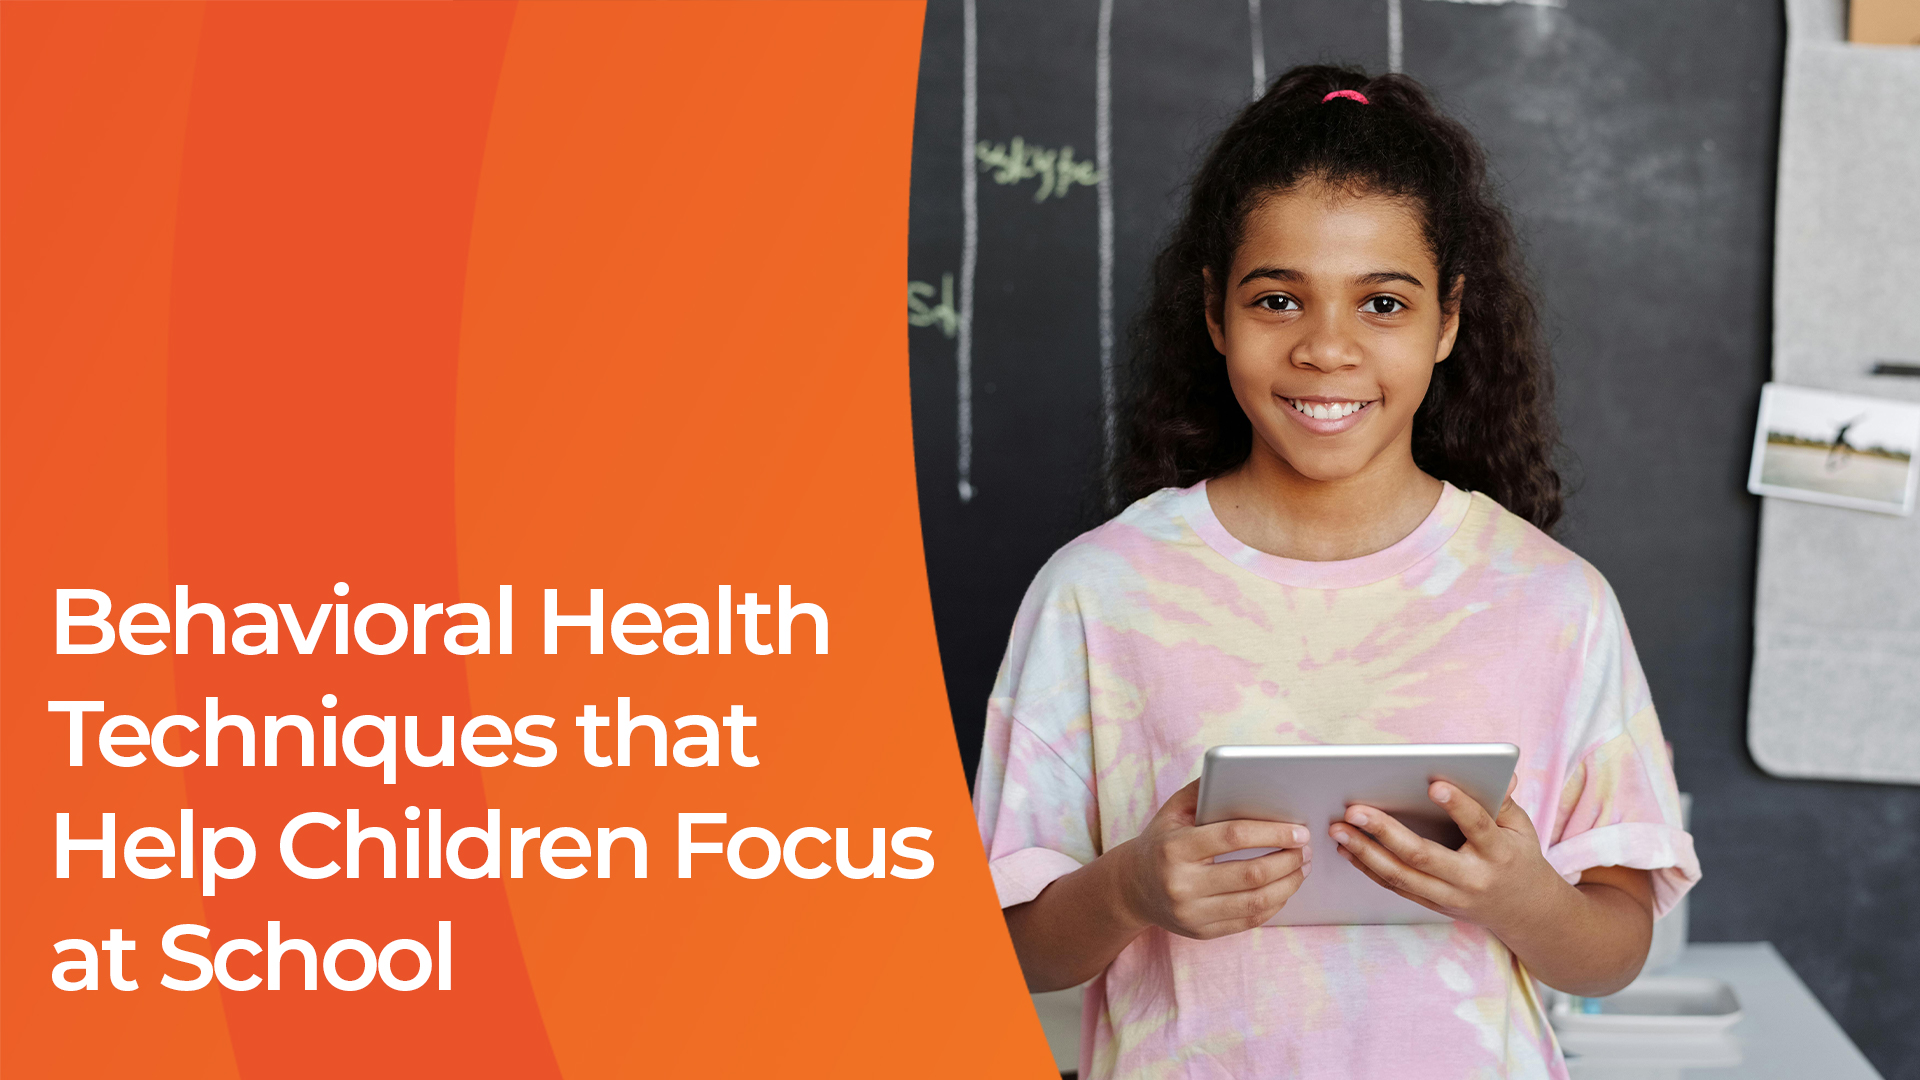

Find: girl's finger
<box><xmin>1187</xmin><ymin>868</ymin><xmax>1309</xmax><ymax>934</ymax></box>
<box><xmin>1159</xmin><ymin>778</ymin><xmax>1202</xmax><ymax>825</ymax></box>
<box><xmin>1186</xmin><ymin>818</ymin><xmax>1312</xmax><ymax>860</ymax></box>
<box><xmin>1330</xmin><ymin>821</ymin><xmax>1461</xmax><ymax>908</ymax></box>
<box><xmin>1494</xmin><ymin>791</ymin><xmax>1538</xmax><ymax>840</ymax></box>
<box><xmin>1338</xmin><ymin>847</ymin><xmax>1451</xmax><ymax>916</ymax></box>
<box><xmin>1198</xmin><ymin>844</ymin><xmax>1305</xmax><ymax>894</ymax></box>
<box><xmin>1428</xmin><ymin>782</ymin><xmax>1502</xmax><ymax>848</ymax></box>
<box><xmin>1344</xmin><ymin>804</ymin><xmax>1465</xmax><ymax>879</ymax></box>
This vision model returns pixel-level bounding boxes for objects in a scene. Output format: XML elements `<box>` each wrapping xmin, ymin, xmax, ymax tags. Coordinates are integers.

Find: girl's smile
<box><xmin>1280</xmin><ymin>395</ymin><xmax>1377</xmax><ymax>434</ymax></box>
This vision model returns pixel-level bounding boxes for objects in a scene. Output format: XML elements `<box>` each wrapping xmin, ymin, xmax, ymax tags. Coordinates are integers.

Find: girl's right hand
<box><xmin>1114</xmin><ymin>778</ymin><xmax>1312</xmax><ymax>939</ymax></box>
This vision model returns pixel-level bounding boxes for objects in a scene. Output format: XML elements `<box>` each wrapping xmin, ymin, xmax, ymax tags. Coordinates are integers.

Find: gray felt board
<box><xmin>1749</xmin><ymin>0</ymin><xmax>1920</xmax><ymax>786</ymax></box>
<box><xmin>906</xmin><ymin>1</ymin><xmax>1919</xmax><ymax>1073</ymax></box>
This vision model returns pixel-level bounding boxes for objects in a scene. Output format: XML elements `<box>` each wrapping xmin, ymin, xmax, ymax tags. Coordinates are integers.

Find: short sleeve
<box><xmin>1544</xmin><ymin>580</ymin><xmax>1701</xmax><ymax>918</ymax></box>
<box><xmin>972</xmin><ymin>561</ymin><xmax>1101</xmax><ymax>909</ymax></box>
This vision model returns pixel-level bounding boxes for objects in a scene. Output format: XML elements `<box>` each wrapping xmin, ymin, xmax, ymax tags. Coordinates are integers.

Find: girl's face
<box><xmin>1206</xmin><ymin>183</ymin><xmax>1459</xmax><ymax>486</ymax></box>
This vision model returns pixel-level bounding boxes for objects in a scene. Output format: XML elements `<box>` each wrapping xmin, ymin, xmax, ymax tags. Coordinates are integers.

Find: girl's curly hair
<box><xmin>1110</xmin><ymin>64</ymin><xmax>1563</xmax><ymax>532</ymax></box>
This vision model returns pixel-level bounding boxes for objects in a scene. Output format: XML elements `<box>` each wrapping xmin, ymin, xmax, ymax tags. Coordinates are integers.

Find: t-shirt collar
<box><xmin>1179</xmin><ymin>478</ymin><xmax>1473</xmax><ymax>589</ymax></box>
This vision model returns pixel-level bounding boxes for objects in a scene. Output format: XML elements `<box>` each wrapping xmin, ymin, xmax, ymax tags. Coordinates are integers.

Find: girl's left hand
<box><xmin>1329</xmin><ymin>779</ymin><xmax>1568</xmax><ymax>938</ymax></box>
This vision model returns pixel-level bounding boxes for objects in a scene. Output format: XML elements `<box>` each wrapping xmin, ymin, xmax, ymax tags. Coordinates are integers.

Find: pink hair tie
<box><xmin>1321</xmin><ymin>89</ymin><xmax>1369</xmax><ymax>105</ymax></box>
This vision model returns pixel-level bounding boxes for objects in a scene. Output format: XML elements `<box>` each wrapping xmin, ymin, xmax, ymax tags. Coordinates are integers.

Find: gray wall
<box><xmin>906</xmin><ymin>2</ymin><xmax>1918</xmax><ymax>1075</ymax></box>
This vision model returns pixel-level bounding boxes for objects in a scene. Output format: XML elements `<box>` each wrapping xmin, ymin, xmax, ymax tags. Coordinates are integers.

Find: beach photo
<box><xmin>1748</xmin><ymin>383</ymin><xmax>1920</xmax><ymax>515</ymax></box>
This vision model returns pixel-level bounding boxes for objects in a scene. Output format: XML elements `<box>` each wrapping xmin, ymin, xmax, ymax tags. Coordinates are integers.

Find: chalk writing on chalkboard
<box><xmin>976</xmin><ymin>137</ymin><xmax>1103</xmax><ymax>201</ymax></box>
<box><xmin>908</xmin><ymin>274</ymin><xmax>959</xmax><ymax>338</ymax></box>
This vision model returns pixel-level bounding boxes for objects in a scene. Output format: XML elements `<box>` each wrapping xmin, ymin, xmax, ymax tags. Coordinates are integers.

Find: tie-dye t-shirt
<box><xmin>973</xmin><ymin>480</ymin><xmax>1699</xmax><ymax>1080</ymax></box>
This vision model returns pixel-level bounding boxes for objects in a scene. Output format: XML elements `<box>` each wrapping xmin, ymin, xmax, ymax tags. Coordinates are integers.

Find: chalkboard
<box><xmin>906</xmin><ymin>1</ymin><xmax>1918</xmax><ymax>1073</ymax></box>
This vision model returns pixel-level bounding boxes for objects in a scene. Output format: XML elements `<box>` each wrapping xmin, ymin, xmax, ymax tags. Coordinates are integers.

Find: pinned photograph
<box><xmin>1747</xmin><ymin>383</ymin><xmax>1920</xmax><ymax>515</ymax></box>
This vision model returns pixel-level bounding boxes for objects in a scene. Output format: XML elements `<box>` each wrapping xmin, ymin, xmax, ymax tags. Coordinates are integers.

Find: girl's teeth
<box><xmin>1293</xmin><ymin>400</ymin><xmax>1364</xmax><ymax>419</ymax></box>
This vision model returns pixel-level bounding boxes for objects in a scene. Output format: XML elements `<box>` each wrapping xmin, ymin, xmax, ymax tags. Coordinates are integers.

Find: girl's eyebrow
<box><xmin>1356</xmin><ymin>270</ymin><xmax>1426</xmax><ymax>288</ymax></box>
<box><xmin>1237</xmin><ymin>266</ymin><xmax>1303</xmax><ymax>286</ymax></box>
<box><xmin>1236</xmin><ymin>266</ymin><xmax>1428</xmax><ymax>289</ymax></box>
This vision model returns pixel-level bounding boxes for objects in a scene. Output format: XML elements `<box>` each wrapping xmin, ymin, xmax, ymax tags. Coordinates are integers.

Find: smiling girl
<box><xmin>973</xmin><ymin>67</ymin><xmax>1699</xmax><ymax>1078</ymax></box>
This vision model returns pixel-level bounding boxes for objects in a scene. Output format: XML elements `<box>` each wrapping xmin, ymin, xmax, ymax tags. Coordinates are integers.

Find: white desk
<box><xmin>1028</xmin><ymin>943</ymin><xmax>1881</xmax><ymax>1079</ymax></box>
<box><xmin>1562</xmin><ymin>943</ymin><xmax>1882</xmax><ymax>1080</ymax></box>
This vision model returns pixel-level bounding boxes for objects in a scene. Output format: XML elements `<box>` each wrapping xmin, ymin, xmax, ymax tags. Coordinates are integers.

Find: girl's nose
<box><xmin>1288</xmin><ymin>315</ymin><xmax>1362</xmax><ymax>373</ymax></box>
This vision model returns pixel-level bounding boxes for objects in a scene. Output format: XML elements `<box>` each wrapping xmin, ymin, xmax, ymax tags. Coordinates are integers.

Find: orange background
<box><xmin>1</xmin><ymin>3</ymin><xmax>1052</xmax><ymax>1076</ymax></box>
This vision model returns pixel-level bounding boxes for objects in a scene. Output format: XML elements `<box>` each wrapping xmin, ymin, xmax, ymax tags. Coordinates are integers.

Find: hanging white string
<box><xmin>1096</xmin><ymin>0</ymin><xmax>1116</xmax><ymax>477</ymax></box>
<box><xmin>1388</xmin><ymin>0</ymin><xmax>1404</xmax><ymax>73</ymax></box>
<box><xmin>1249</xmin><ymin>0</ymin><xmax>1267</xmax><ymax>99</ymax></box>
<box><xmin>957</xmin><ymin>0</ymin><xmax>979</xmax><ymax>503</ymax></box>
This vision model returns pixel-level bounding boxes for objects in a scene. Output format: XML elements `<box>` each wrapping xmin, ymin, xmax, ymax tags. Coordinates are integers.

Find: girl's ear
<box><xmin>1435</xmin><ymin>275</ymin><xmax>1465</xmax><ymax>363</ymax></box>
<box><xmin>1203</xmin><ymin>268</ymin><xmax>1228</xmax><ymax>355</ymax></box>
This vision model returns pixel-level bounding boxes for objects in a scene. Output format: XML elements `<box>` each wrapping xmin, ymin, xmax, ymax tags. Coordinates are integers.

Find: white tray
<box><xmin>1550</xmin><ymin>976</ymin><xmax>1742</xmax><ymax>1037</ymax></box>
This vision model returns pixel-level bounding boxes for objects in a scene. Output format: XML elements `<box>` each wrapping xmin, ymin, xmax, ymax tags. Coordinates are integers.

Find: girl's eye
<box><xmin>1256</xmin><ymin>295</ymin><xmax>1300</xmax><ymax>312</ymax></box>
<box><xmin>1363</xmin><ymin>296</ymin><xmax>1406</xmax><ymax>315</ymax></box>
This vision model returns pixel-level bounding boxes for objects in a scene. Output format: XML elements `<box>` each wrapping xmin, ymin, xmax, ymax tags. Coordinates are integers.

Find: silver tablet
<box><xmin>1195</xmin><ymin>742</ymin><xmax>1519</xmax><ymax>926</ymax></box>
